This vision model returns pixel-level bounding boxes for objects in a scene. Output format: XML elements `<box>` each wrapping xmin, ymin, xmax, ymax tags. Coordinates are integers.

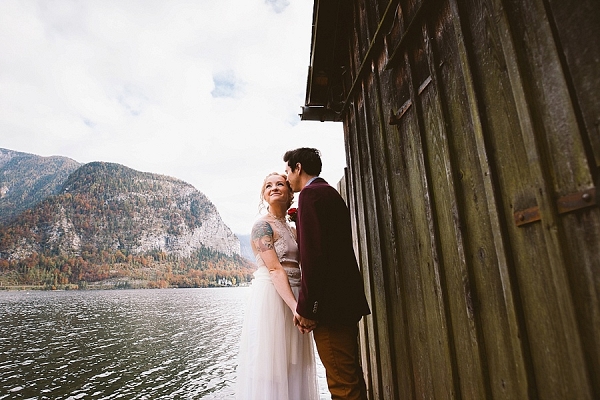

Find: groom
<box><xmin>284</xmin><ymin>147</ymin><xmax>371</xmax><ymax>400</ymax></box>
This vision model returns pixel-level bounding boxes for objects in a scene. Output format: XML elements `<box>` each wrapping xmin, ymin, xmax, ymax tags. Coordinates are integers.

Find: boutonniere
<box><xmin>287</xmin><ymin>207</ymin><xmax>297</xmax><ymax>223</ymax></box>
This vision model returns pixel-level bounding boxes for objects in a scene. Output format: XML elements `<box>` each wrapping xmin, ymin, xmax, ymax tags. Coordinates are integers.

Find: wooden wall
<box><xmin>332</xmin><ymin>0</ymin><xmax>600</xmax><ymax>398</ymax></box>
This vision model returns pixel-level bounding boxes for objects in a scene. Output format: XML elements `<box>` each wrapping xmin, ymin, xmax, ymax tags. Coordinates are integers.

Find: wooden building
<box><xmin>301</xmin><ymin>0</ymin><xmax>600</xmax><ymax>398</ymax></box>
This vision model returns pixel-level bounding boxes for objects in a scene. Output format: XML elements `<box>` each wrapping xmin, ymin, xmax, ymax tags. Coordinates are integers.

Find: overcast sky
<box><xmin>0</xmin><ymin>0</ymin><xmax>346</xmax><ymax>235</ymax></box>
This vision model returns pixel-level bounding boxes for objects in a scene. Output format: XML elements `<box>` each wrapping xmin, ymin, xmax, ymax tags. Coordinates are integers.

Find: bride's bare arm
<box><xmin>251</xmin><ymin>220</ymin><xmax>298</xmax><ymax>313</ymax></box>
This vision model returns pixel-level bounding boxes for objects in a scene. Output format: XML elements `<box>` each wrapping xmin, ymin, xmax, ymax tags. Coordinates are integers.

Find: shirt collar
<box><xmin>306</xmin><ymin>176</ymin><xmax>319</xmax><ymax>187</ymax></box>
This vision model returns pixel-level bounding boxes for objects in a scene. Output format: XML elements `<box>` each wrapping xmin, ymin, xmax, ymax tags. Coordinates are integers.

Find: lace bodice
<box><xmin>253</xmin><ymin>215</ymin><xmax>301</xmax><ymax>287</ymax></box>
<box><xmin>272</xmin><ymin>218</ymin><xmax>298</xmax><ymax>264</ymax></box>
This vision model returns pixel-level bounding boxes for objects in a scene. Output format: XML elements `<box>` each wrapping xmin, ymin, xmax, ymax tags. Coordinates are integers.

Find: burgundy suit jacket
<box><xmin>296</xmin><ymin>178</ymin><xmax>371</xmax><ymax>325</ymax></box>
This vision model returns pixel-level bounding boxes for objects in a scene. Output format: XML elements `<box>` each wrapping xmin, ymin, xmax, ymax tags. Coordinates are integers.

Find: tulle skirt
<box><xmin>236</xmin><ymin>267</ymin><xmax>318</xmax><ymax>400</ymax></box>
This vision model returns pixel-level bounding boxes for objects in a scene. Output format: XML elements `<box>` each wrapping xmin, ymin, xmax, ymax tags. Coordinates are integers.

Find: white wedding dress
<box><xmin>235</xmin><ymin>217</ymin><xmax>318</xmax><ymax>400</ymax></box>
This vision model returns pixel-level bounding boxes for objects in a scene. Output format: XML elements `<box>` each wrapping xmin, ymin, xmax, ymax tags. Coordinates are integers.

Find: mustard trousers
<box><xmin>313</xmin><ymin>323</ymin><xmax>368</xmax><ymax>400</ymax></box>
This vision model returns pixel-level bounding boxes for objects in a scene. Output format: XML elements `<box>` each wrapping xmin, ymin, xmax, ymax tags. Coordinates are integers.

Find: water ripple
<box><xmin>0</xmin><ymin>289</ymin><xmax>245</xmax><ymax>399</ymax></box>
<box><xmin>0</xmin><ymin>288</ymin><xmax>330</xmax><ymax>399</ymax></box>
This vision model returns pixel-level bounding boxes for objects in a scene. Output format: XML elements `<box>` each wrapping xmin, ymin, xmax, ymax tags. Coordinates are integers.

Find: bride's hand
<box><xmin>294</xmin><ymin>312</ymin><xmax>317</xmax><ymax>333</ymax></box>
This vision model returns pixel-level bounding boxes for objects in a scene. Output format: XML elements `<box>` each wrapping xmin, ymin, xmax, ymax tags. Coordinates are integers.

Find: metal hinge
<box><xmin>514</xmin><ymin>187</ymin><xmax>597</xmax><ymax>227</ymax></box>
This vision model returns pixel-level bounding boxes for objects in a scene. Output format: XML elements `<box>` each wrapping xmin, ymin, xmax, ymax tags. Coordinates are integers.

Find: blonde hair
<box><xmin>259</xmin><ymin>172</ymin><xmax>294</xmax><ymax>212</ymax></box>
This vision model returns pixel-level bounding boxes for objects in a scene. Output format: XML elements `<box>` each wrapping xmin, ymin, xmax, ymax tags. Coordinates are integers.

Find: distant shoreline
<box><xmin>0</xmin><ymin>283</ymin><xmax>249</xmax><ymax>291</ymax></box>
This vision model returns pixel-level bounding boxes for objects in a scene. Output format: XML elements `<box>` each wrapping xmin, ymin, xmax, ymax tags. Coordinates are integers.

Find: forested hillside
<box><xmin>0</xmin><ymin>148</ymin><xmax>81</xmax><ymax>223</ymax></box>
<box><xmin>0</xmin><ymin>152</ymin><xmax>255</xmax><ymax>289</ymax></box>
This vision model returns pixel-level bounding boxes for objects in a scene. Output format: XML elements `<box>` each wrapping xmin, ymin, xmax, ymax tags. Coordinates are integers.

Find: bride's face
<box><xmin>263</xmin><ymin>175</ymin><xmax>291</xmax><ymax>207</ymax></box>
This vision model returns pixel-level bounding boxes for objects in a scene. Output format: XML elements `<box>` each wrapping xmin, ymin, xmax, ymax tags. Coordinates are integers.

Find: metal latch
<box><xmin>514</xmin><ymin>187</ymin><xmax>597</xmax><ymax>227</ymax></box>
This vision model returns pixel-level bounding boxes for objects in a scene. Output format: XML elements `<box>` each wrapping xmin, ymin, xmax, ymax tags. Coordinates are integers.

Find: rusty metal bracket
<box><xmin>514</xmin><ymin>187</ymin><xmax>597</xmax><ymax>227</ymax></box>
<box><xmin>418</xmin><ymin>75</ymin><xmax>432</xmax><ymax>95</ymax></box>
<box><xmin>514</xmin><ymin>206</ymin><xmax>541</xmax><ymax>226</ymax></box>
<box><xmin>557</xmin><ymin>187</ymin><xmax>597</xmax><ymax>213</ymax></box>
<box><xmin>388</xmin><ymin>75</ymin><xmax>433</xmax><ymax>125</ymax></box>
<box><xmin>389</xmin><ymin>99</ymin><xmax>412</xmax><ymax>125</ymax></box>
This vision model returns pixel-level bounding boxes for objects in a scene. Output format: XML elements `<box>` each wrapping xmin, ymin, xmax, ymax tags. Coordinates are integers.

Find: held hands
<box><xmin>294</xmin><ymin>312</ymin><xmax>318</xmax><ymax>334</ymax></box>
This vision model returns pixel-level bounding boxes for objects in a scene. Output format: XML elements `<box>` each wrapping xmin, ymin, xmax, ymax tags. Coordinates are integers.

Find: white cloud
<box><xmin>0</xmin><ymin>0</ymin><xmax>346</xmax><ymax>234</ymax></box>
<box><xmin>265</xmin><ymin>0</ymin><xmax>291</xmax><ymax>14</ymax></box>
<box><xmin>211</xmin><ymin>70</ymin><xmax>242</xmax><ymax>98</ymax></box>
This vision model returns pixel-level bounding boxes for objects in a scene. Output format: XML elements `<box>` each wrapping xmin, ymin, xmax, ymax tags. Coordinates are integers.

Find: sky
<box><xmin>0</xmin><ymin>0</ymin><xmax>346</xmax><ymax>235</ymax></box>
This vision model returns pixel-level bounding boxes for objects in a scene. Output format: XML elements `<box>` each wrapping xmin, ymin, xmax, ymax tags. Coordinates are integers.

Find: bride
<box><xmin>235</xmin><ymin>172</ymin><xmax>319</xmax><ymax>400</ymax></box>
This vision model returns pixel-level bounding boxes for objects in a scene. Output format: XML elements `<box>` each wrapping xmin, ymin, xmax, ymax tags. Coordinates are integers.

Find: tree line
<box><xmin>0</xmin><ymin>246</ymin><xmax>255</xmax><ymax>290</ymax></box>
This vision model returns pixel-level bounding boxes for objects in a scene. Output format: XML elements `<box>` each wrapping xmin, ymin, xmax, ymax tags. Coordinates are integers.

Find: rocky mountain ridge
<box><xmin>0</xmin><ymin>148</ymin><xmax>254</xmax><ymax>289</ymax></box>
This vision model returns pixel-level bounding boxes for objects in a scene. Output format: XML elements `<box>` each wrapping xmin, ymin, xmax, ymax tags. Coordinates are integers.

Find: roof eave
<box><xmin>301</xmin><ymin>0</ymin><xmax>343</xmax><ymax>122</ymax></box>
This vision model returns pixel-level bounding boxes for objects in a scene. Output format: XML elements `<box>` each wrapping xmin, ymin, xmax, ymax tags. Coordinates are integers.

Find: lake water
<box><xmin>0</xmin><ymin>288</ymin><xmax>330</xmax><ymax>399</ymax></box>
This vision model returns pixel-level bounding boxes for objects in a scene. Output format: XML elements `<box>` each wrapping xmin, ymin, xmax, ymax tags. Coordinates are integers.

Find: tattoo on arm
<box><xmin>251</xmin><ymin>221</ymin><xmax>274</xmax><ymax>252</ymax></box>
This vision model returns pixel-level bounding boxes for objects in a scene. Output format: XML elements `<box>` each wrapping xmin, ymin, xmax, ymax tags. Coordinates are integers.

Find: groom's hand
<box><xmin>294</xmin><ymin>313</ymin><xmax>317</xmax><ymax>333</ymax></box>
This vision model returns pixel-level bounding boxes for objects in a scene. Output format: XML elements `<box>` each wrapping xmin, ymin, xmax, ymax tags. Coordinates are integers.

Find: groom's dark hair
<box><xmin>283</xmin><ymin>147</ymin><xmax>322</xmax><ymax>176</ymax></box>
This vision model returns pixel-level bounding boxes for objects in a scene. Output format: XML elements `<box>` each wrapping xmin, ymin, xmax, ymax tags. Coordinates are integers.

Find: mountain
<box><xmin>237</xmin><ymin>234</ymin><xmax>255</xmax><ymax>262</ymax></box>
<box><xmin>0</xmin><ymin>148</ymin><xmax>81</xmax><ymax>223</ymax></box>
<box><xmin>0</xmin><ymin>150</ymin><xmax>255</xmax><ymax>289</ymax></box>
<box><xmin>58</xmin><ymin>162</ymin><xmax>241</xmax><ymax>258</ymax></box>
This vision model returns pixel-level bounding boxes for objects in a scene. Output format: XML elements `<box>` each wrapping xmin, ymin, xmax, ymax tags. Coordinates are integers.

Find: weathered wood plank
<box><xmin>506</xmin><ymin>5</ymin><xmax>600</xmax><ymax>397</ymax></box>
<box><xmin>446</xmin><ymin>0</ymin><xmax>538</xmax><ymax>398</ymax></box>
<box><xmin>432</xmin><ymin>2</ymin><xmax>533</xmax><ymax>398</ymax></box>
<box><xmin>458</xmin><ymin>0</ymin><xmax>555</xmax><ymax>394</ymax></box>
<box><xmin>340</xmin><ymin>166</ymin><xmax>376</xmax><ymax>400</ymax></box>
<box><xmin>386</xmin><ymin>79</ymin><xmax>438</xmax><ymax>398</ymax></box>
<box><xmin>502</xmin><ymin>0</ymin><xmax>593</xmax><ymax>194</ymax></box>
<box><xmin>546</xmin><ymin>0</ymin><xmax>600</xmax><ymax>168</ymax></box>
<box><xmin>363</xmin><ymin>71</ymin><xmax>402</xmax><ymax>399</ymax></box>
<box><xmin>343</xmin><ymin>109</ymin><xmax>377</xmax><ymax>400</ymax></box>
<box><xmin>486</xmin><ymin>0</ymin><xmax>592</xmax><ymax>397</ymax></box>
<box><xmin>559</xmin><ymin>208</ymin><xmax>600</xmax><ymax>398</ymax></box>
<box><xmin>348</xmin><ymin>97</ymin><xmax>385</xmax><ymax>400</ymax></box>
<box><xmin>417</xmin><ymin>14</ymin><xmax>491</xmax><ymax>399</ymax></box>
<box><xmin>373</xmin><ymin>42</ymin><xmax>416</xmax><ymax>400</ymax></box>
<box><xmin>451</xmin><ymin>0</ymin><xmax>592</xmax><ymax>397</ymax></box>
<box><xmin>404</xmin><ymin>46</ymin><xmax>457</xmax><ymax>398</ymax></box>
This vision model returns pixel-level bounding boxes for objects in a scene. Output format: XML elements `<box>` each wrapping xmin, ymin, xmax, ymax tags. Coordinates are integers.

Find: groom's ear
<box><xmin>295</xmin><ymin>163</ymin><xmax>302</xmax><ymax>174</ymax></box>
